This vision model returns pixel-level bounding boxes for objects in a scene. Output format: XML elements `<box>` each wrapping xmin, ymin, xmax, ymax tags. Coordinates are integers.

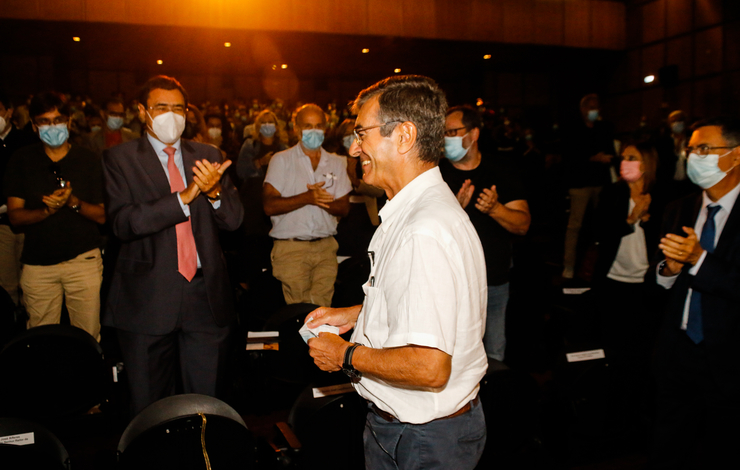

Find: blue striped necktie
<box><xmin>686</xmin><ymin>204</ymin><xmax>721</xmax><ymax>344</ymax></box>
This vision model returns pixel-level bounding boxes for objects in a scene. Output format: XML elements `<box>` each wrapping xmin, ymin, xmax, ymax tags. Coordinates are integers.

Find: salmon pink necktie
<box><xmin>164</xmin><ymin>146</ymin><xmax>197</xmax><ymax>281</ymax></box>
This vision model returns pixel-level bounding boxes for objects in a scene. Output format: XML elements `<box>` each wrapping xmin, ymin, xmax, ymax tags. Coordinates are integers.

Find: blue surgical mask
<box><xmin>302</xmin><ymin>129</ymin><xmax>324</xmax><ymax>150</ymax></box>
<box><xmin>260</xmin><ymin>123</ymin><xmax>277</xmax><ymax>138</ymax></box>
<box><xmin>342</xmin><ymin>134</ymin><xmax>354</xmax><ymax>151</ymax></box>
<box><xmin>107</xmin><ymin>115</ymin><xmax>124</xmax><ymax>130</ymax></box>
<box><xmin>587</xmin><ymin>109</ymin><xmax>599</xmax><ymax>122</ymax></box>
<box><xmin>39</xmin><ymin>123</ymin><xmax>69</xmax><ymax>148</ymax></box>
<box><xmin>687</xmin><ymin>151</ymin><xmax>733</xmax><ymax>189</ymax></box>
<box><xmin>671</xmin><ymin>121</ymin><xmax>685</xmax><ymax>135</ymax></box>
<box><xmin>444</xmin><ymin>135</ymin><xmax>469</xmax><ymax>162</ymax></box>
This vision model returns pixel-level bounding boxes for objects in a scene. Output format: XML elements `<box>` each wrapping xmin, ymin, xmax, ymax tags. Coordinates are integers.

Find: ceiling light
<box><xmin>271</xmin><ymin>65</ymin><xmax>277</xmax><ymax>70</ymax></box>
<box><xmin>156</xmin><ymin>60</ymin><xmax>163</xmax><ymax>65</ymax></box>
<box><xmin>483</xmin><ymin>54</ymin><xmax>491</xmax><ymax>59</ymax></box>
<box><xmin>394</xmin><ymin>68</ymin><xmax>401</xmax><ymax>73</ymax></box>
<box><xmin>362</xmin><ymin>48</ymin><xmax>370</xmax><ymax>53</ymax></box>
<box><xmin>224</xmin><ymin>42</ymin><xmax>231</xmax><ymax>47</ymax></box>
<box><xmin>644</xmin><ymin>75</ymin><xmax>655</xmax><ymax>83</ymax></box>
<box><xmin>72</xmin><ymin>37</ymin><xmax>81</xmax><ymax>42</ymax></box>
<box><xmin>281</xmin><ymin>64</ymin><xmax>288</xmax><ymax>69</ymax></box>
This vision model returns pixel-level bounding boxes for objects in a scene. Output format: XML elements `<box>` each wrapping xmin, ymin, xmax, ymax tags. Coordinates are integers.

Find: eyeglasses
<box><xmin>685</xmin><ymin>144</ymin><xmax>739</xmax><ymax>157</ymax></box>
<box><xmin>35</xmin><ymin>116</ymin><xmax>69</xmax><ymax>126</ymax></box>
<box><xmin>148</xmin><ymin>104</ymin><xmax>187</xmax><ymax>115</ymax></box>
<box><xmin>353</xmin><ymin>120</ymin><xmax>403</xmax><ymax>145</ymax></box>
<box><xmin>444</xmin><ymin>126</ymin><xmax>467</xmax><ymax>137</ymax></box>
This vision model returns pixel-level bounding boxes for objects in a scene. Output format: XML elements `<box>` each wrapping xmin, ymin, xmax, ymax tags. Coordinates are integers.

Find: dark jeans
<box><xmin>364</xmin><ymin>397</ymin><xmax>486</xmax><ymax>470</ymax></box>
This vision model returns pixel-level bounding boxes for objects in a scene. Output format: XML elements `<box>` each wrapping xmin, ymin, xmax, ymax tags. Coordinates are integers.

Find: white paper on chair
<box><xmin>0</xmin><ymin>432</ymin><xmax>35</xmax><ymax>446</ymax></box>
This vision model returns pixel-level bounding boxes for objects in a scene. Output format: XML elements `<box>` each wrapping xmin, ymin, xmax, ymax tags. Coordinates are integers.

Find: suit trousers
<box><xmin>271</xmin><ymin>236</ymin><xmax>338</xmax><ymax>307</ymax></box>
<box><xmin>117</xmin><ymin>272</ymin><xmax>231</xmax><ymax>418</ymax></box>
<box><xmin>20</xmin><ymin>247</ymin><xmax>102</xmax><ymax>341</ymax></box>
<box><xmin>651</xmin><ymin>330</ymin><xmax>740</xmax><ymax>469</ymax></box>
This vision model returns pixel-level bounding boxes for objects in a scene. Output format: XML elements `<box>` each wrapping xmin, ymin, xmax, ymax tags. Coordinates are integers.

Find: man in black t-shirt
<box><xmin>3</xmin><ymin>92</ymin><xmax>105</xmax><ymax>340</ymax></box>
<box><xmin>440</xmin><ymin>105</ymin><xmax>530</xmax><ymax>363</ymax></box>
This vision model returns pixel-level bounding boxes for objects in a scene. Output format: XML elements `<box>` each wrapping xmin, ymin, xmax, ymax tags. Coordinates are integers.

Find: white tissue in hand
<box><xmin>299</xmin><ymin>317</ymin><xmax>340</xmax><ymax>343</ymax></box>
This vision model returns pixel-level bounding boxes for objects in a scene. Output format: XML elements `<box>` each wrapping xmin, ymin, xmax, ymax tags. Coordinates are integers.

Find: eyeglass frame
<box><xmin>34</xmin><ymin>116</ymin><xmax>69</xmax><ymax>126</ymax></box>
<box><xmin>444</xmin><ymin>126</ymin><xmax>468</xmax><ymax>137</ymax></box>
<box><xmin>147</xmin><ymin>104</ymin><xmax>188</xmax><ymax>115</ymax></box>
<box><xmin>685</xmin><ymin>144</ymin><xmax>739</xmax><ymax>158</ymax></box>
<box><xmin>353</xmin><ymin>120</ymin><xmax>404</xmax><ymax>145</ymax></box>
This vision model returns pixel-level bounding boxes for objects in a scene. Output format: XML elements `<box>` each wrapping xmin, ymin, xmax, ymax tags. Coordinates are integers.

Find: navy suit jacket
<box><xmin>102</xmin><ymin>136</ymin><xmax>243</xmax><ymax>335</ymax></box>
<box><xmin>657</xmin><ymin>188</ymin><xmax>740</xmax><ymax>392</ymax></box>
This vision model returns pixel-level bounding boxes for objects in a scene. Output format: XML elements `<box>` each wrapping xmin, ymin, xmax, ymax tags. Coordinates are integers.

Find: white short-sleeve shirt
<box><xmin>351</xmin><ymin>167</ymin><xmax>488</xmax><ymax>424</ymax></box>
<box><xmin>263</xmin><ymin>143</ymin><xmax>352</xmax><ymax>240</ymax></box>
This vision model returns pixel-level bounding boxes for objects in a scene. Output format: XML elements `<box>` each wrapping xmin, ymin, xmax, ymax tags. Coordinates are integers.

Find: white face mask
<box><xmin>208</xmin><ymin>127</ymin><xmax>222</xmax><ymax>140</ymax></box>
<box><xmin>687</xmin><ymin>150</ymin><xmax>733</xmax><ymax>189</ymax></box>
<box><xmin>147</xmin><ymin>111</ymin><xmax>186</xmax><ymax>144</ymax></box>
<box><xmin>0</xmin><ymin>116</ymin><xmax>6</xmax><ymax>134</ymax></box>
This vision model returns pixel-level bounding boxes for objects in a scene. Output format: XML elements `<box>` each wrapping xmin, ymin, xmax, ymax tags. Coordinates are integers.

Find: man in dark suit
<box><xmin>102</xmin><ymin>76</ymin><xmax>243</xmax><ymax>416</ymax></box>
<box><xmin>652</xmin><ymin>117</ymin><xmax>740</xmax><ymax>468</ymax></box>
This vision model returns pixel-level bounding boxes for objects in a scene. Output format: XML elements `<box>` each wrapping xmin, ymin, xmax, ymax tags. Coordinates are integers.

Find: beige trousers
<box><xmin>562</xmin><ymin>186</ymin><xmax>602</xmax><ymax>278</ymax></box>
<box><xmin>271</xmin><ymin>237</ymin><xmax>338</xmax><ymax>307</ymax></box>
<box><xmin>20</xmin><ymin>248</ymin><xmax>103</xmax><ymax>341</ymax></box>
<box><xmin>0</xmin><ymin>224</ymin><xmax>24</xmax><ymax>305</ymax></box>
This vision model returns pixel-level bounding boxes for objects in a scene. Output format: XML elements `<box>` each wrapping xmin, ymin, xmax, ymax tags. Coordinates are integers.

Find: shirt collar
<box><xmin>703</xmin><ymin>178</ymin><xmax>740</xmax><ymax>214</ymax></box>
<box><xmin>146</xmin><ymin>132</ymin><xmax>181</xmax><ymax>156</ymax></box>
<box><xmin>378</xmin><ymin>166</ymin><xmax>441</xmax><ymax>233</ymax></box>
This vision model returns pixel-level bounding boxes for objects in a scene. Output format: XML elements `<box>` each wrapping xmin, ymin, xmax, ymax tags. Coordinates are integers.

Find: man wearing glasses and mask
<box><xmin>102</xmin><ymin>75</ymin><xmax>243</xmax><ymax>416</ymax></box>
<box><xmin>84</xmin><ymin>97</ymin><xmax>138</xmax><ymax>158</ymax></box>
<box><xmin>4</xmin><ymin>91</ymin><xmax>106</xmax><ymax>339</ymax></box>
<box><xmin>652</xmin><ymin>117</ymin><xmax>740</xmax><ymax>467</ymax></box>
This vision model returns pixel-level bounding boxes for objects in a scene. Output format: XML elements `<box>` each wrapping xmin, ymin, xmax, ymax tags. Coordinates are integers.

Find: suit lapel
<box><xmin>715</xmin><ymin>188</ymin><xmax>740</xmax><ymax>255</ymax></box>
<box><xmin>181</xmin><ymin>140</ymin><xmax>196</xmax><ymax>186</ymax></box>
<box><xmin>137</xmin><ymin>136</ymin><xmax>171</xmax><ymax>197</ymax></box>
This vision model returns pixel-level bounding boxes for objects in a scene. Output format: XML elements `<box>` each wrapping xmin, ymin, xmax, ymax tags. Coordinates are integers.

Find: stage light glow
<box><xmin>394</xmin><ymin>68</ymin><xmax>401</xmax><ymax>73</ymax></box>
<box><xmin>157</xmin><ymin>60</ymin><xmax>163</xmax><ymax>65</ymax></box>
<box><xmin>483</xmin><ymin>54</ymin><xmax>491</xmax><ymax>59</ymax></box>
<box><xmin>72</xmin><ymin>37</ymin><xmax>81</xmax><ymax>42</ymax></box>
<box><xmin>224</xmin><ymin>42</ymin><xmax>231</xmax><ymax>47</ymax></box>
<box><xmin>281</xmin><ymin>64</ymin><xmax>288</xmax><ymax>69</ymax></box>
<box><xmin>362</xmin><ymin>48</ymin><xmax>370</xmax><ymax>53</ymax></box>
<box><xmin>644</xmin><ymin>75</ymin><xmax>655</xmax><ymax>83</ymax></box>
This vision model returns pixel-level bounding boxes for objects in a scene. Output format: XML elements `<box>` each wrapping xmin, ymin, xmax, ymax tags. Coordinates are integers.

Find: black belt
<box><xmin>277</xmin><ymin>237</ymin><xmax>328</xmax><ymax>243</ymax></box>
<box><xmin>371</xmin><ymin>396</ymin><xmax>479</xmax><ymax>423</ymax></box>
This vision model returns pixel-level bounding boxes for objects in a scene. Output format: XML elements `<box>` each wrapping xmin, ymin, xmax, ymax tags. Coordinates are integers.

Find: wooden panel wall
<box><xmin>0</xmin><ymin>0</ymin><xmax>626</xmax><ymax>50</ymax></box>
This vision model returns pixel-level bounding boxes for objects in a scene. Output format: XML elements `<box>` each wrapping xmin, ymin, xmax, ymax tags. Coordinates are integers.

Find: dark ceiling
<box><xmin>3</xmin><ymin>19</ymin><xmax>620</xmax><ymax>82</ymax></box>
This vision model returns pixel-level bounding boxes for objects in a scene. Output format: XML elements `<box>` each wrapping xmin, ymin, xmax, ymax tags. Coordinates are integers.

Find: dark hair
<box><xmin>625</xmin><ymin>141</ymin><xmax>659</xmax><ymax>195</ymax></box>
<box><xmin>29</xmin><ymin>91</ymin><xmax>70</xmax><ymax>119</ymax></box>
<box><xmin>84</xmin><ymin>105</ymin><xmax>103</xmax><ymax>119</ymax></box>
<box><xmin>0</xmin><ymin>91</ymin><xmax>11</xmax><ymax>109</ymax></box>
<box><xmin>352</xmin><ymin>75</ymin><xmax>447</xmax><ymax>164</ymax></box>
<box><xmin>138</xmin><ymin>75</ymin><xmax>189</xmax><ymax>108</ymax></box>
<box><xmin>447</xmin><ymin>105</ymin><xmax>482</xmax><ymax>131</ymax></box>
<box><xmin>104</xmin><ymin>97</ymin><xmax>125</xmax><ymax>110</ymax></box>
<box><xmin>692</xmin><ymin>116</ymin><xmax>740</xmax><ymax>147</ymax></box>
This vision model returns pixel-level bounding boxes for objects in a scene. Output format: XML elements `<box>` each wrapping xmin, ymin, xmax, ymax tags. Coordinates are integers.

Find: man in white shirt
<box><xmin>652</xmin><ymin>117</ymin><xmax>740</xmax><ymax>468</ymax></box>
<box><xmin>305</xmin><ymin>76</ymin><xmax>488</xmax><ymax>470</ymax></box>
<box><xmin>263</xmin><ymin>104</ymin><xmax>351</xmax><ymax>307</ymax></box>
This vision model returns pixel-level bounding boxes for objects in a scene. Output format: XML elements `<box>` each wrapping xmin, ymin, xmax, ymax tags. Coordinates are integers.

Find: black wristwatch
<box><xmin>342</xmin><ymin>343</ymin><xmax>363</xmax><ymax>383</ymax></box>
<box><xmin>206</xmin><ymin>191</ymin><xmax>221</xmax><ymax>202</ymax></box>
<box><xmin>70</xmin><ymin>203</ymin><xmax>81</xmax><ymax>213</ymax></box>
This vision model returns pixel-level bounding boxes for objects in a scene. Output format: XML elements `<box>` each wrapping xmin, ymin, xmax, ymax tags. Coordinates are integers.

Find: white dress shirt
<box><xmin>263</xmin><ymin>143</ymin><xmax>351</xmax><ymax>240</ymax></box>
<box><xmin>351</xmin><ymin>167</ymin><xmax>488</xmax><ymax>424</ymax></box>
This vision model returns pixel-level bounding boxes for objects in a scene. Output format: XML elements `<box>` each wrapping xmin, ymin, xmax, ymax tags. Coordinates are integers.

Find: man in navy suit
<box><xmin>653</xmin><ymin>117</ymin><xmax>740</xmax><ymax>468</ymax></box>
<box><xmin>103</xmin><ymin>76</ymin><xmax>243</xmax><ymax>416</ymax></box>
